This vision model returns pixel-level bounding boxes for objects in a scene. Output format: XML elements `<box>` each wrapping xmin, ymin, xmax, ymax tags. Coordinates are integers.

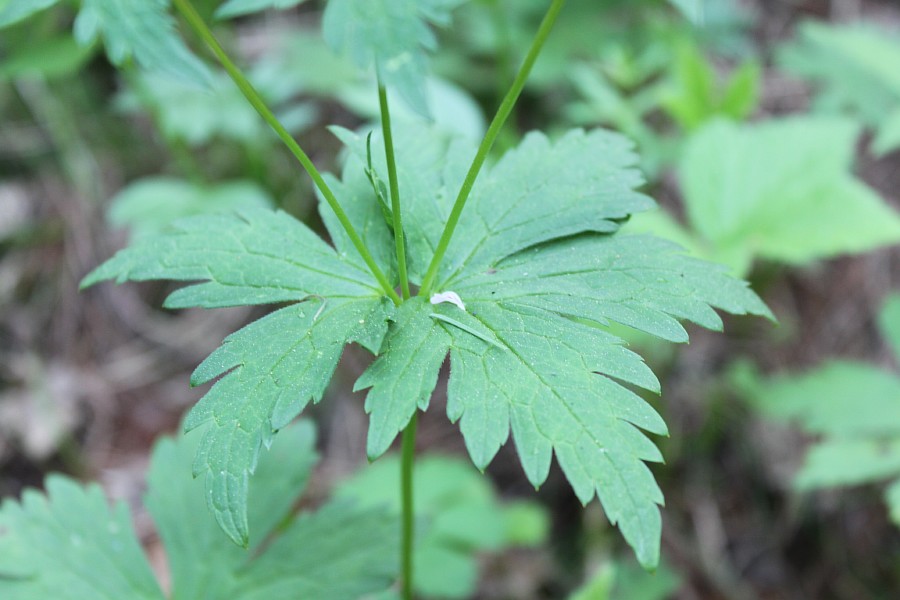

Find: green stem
<box><xmin>417</xmin><ymin>0</ymin><xmax>567</xmax><ymax>297</ymax></box>
<box><xmin>172</xmin><ymin>0</ymin><xmax>400</xmax><ymax>305</ymax></box>
<box><xmin>400</xmin><ymin>413</ymin><xmax>418</xmax><ymax>600</ymax></box>
<box><xmin>378</xmin><ymin>84</ymin><xmax>411</xmax><ymax>300</ymax></box>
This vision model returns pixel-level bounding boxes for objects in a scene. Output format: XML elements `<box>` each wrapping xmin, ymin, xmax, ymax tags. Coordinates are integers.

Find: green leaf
<box><xmin>74</xmin><ymin>0</ymin><xmax>211</xmax><ymax>83</ymax></box>
<box><xmin>82</xmin><ymin>208</ymin><xmax>379</xmax><ymax>306</ymax></box>
<box><xmin>0</xmin><ymin>476</ymin><xmax>165</xmax><ymax>600</ymax></box>
<box><xmin>796</xmin><ymin>439</ymin><xmax>900</xmax><ymax>489</ymax></box>
<box><xmin>678</xmin><ymin>117</ymin><xmax>900</xmax><ymax>275</ymax></box>
<box><xmin>149</xmin><ymin>420</ymin><xmax>399</xmax><ymax>599</ymax></box>
<box><xmin>1</xmin><ymin>422</ymin><xmax>400</xmax><ymax>599</ymax></box>
<box><xmin>887</xmin><ymin>479</ymin><xmax>900</xmax><ymax>525</ymax></box>
<box><xmin>747</xmin><ymin>294</ymin><xmax>900</xmax><ymax>526</ymax></box>
<box><xmin>146</xmin><ymin>421</ymin><xmax>317</xmax><ymax>598</ymax></box>
<box><xmin>872</xmin><ymin>107</ymin><xmax>900</xmax><ymax>157</ymax></box>
<box><xmin>85</xmin><ymin>117</ymin><xmax>771</xmax><ymax>571</ymax></box>
<box><xmin>82</xmin><ymin>207</ymin><xmax>392</xmax><ymax>546</ymax></box>
<box><xmin>337</xmin><ymin>454</ymin><xmax>543</xmax><ymax>599</ymax></box>
<box><xmin>355</xmin><ymin>297</ymin><xmax>451</xmax><ymax>459</ymax></box>
<box><xmin>322</xmin><ymin>0</ymin><xmax>466</xmax><ymax>116</ymax></box>
<box><xmin>215</xmin><ymin>0</ymin><xmax>309</xmax><ymax>19</ymax></box>
<box><xmin>108</xmin><ymin>178</ymin><xmax>273</xmax><ymax>238</ymax></box>
<box><xmin>753</xmin><ymin>361</ymin><xmax>900</xmax><ymax>438</ymax></box>
<box><xmin>667</xmin><ymin>0</ymin><xmax>706</xmax><ymax>24</ymax></box>
<box><xmin>229</xmin><ymin>501</ymin><xmax>400</xmax><ymax>599</ymax></box>
<box><xmin>778</xmin><ymin>21</ymin><xmax>900</xmax><ymax>128</ymax></box>
<box><xmin>184</xmin><ymin>296</ymin><xmax>390</xmax><ymax>545</ymax></box>
<box><xmin>879</xmin><ymin>293</ymin><xmax>900</xmax><ymax>361</ymax></box>
<box><xmin>0</xmin><ymin>0</ymin><xmax>60</xmax><ymax>28</ymax></box>
<box><xmin>0</xmin><ymin>34</ymin><xmax>95</xmax><ymax>80</ymax></box>
<box><xmin>328</xmin><ymin>122</ymin><xmax>770</xmax><ymax>568</ymax></box>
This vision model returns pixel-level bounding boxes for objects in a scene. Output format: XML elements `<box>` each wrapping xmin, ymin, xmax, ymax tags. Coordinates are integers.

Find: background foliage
<box><xmin>2</xmin><ymin>0</ymin><xmax>900</xmax><ymax>598</ymax></box>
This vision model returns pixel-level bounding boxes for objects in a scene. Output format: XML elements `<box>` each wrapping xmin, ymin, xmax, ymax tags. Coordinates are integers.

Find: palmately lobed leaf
<box><xmin>329</xmin><ymin>121</ymin><xmax>771</xmax><ymax>567</ymax></box>
<box><xmin>84</xmin><ymin>116</ymin><xmax>771</xmax><ymax>569</ymax></box>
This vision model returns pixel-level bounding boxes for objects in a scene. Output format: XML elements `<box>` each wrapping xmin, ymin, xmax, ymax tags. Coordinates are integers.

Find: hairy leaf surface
<box><xmin>322</xmin><ymin>0</ymin><xmax>466</xmax><ymax>116</ymax></box>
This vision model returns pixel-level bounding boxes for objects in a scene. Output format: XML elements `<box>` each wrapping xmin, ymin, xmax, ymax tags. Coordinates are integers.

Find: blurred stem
<box><xmin>172</xmin><ymin>0</ymin><xmax>401</xmax><ymax>304</ymax></box>
<box><xmin>400</xmin><ymin>413</ymin><xmax>418</xmax><ymax>600</ymax></box>
<box><xmin>14</xmin><ymin>78</ymin><xmax>102</xmax><ymax>203</ymax></box>
<box><xmin>418</xmin><ymin>0</ymin><xmax>567</xmax><ymax>296</ymax></box>
<box><xmin>377</xmin><ymin>84</ymin><xmax>410</xmax><ymax>300</ymax></box>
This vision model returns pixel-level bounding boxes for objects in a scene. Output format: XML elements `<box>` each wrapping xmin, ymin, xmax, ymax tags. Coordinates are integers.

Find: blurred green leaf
<box><xmin>747</xmin><ymin>292</ymin><xmax>900</xmax><ymax>525</ymax></box>
<box><xmin>872</xmin><ymin>108</ymin><xmax>900</xmax><ymax>157</ymax></box>
<box><xmin>0</xmin><ymin>34</ymin><xmax>95</xmax><ymax>80</ymax></box>
<box><xmin>661</xmin><ymin>42</ymin><xmax>759</xmax><ymax>131</ymax></box>
<box><xmin>74</xmin><ymin>0</ymin><xmax>211</xmax><ymax>83</ymax></box>
<box><xmin>0</xmin><ymin>0</ymin><xmax>60</xmax><ymax>28</ymax></box>
<box><xmin>0</xmin><ymin>477</ymin><xmax>165</xmax><ymax>600</ymax></box>
<box><xmin>322</xmin><ymin>0</ymin><xmax>466</xmax><ymax>116</ymax></box>
<box><xmin>667</xmin><ymin>0</ymin><xmax>704</xmax><ymax>24</ymax></box>
<box><xmin>215</xmin><ymin>0</ymin><xmax>309</xmax><ymax>19</ymax></box>
<box><xmin>337</xmin><ymin>454</ymin><xmax>548</xmax><ymax>599</ymax></box>
<box><xmin>119</xmin><ymin>69</ymin><xmax>315</xmax><ymax>146</ymax></box>
<box><xmin>675</xmin><ymin>117</ymin><xmax>900</xmax><ymax>275</ymax></box>
<box><xmin>0</xmin><ymin>422</ymin><xmax>400</xmax><ymax>599</ymax></box>
<box><xmin>779</xmin><ymin>21</ymin><xmax>900</xmax><ymax>155</ymax></box>
<box><xmin>796</xmin><ymin>439</ymin><xmax>900</xmax><ymax>489</ymax></box>
<box><xmin>108</xmin><ymin>177</ymin><xmax>273</xmax><ymax>238</ymax></box>
<box><xmin>145</xmin><ymin>422</ymin><xmax>319</xmax><ymax>599</ymax></box>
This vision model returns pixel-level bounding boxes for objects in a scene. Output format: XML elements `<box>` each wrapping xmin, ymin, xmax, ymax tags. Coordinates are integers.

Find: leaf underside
<box><xmin>84</xmin><ymin>121</ymin><xmax>770</xmax><ymax>568</ymax></box>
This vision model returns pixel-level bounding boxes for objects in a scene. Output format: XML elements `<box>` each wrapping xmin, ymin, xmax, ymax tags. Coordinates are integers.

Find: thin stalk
<box><xmin>172</xmin><ymin>0</ymin><xmax>400</xmax><ymax>305</ymax></box>
<box><xmin>417</xmin><ymin>0</ymin><xmax>567</xmax><ymax>297</ymax></box>
<box><xmin>378</xmin><ymin>84</ymin><xmax>411</xmax><ymax>300</ymax></box>
<box><xmin>400</xmin><ymin>413</ymin><xmax>418</xmax><ymax>600</ymax></box>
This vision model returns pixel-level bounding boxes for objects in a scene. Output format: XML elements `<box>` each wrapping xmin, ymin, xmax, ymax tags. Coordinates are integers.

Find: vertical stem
<box><xmin>172</xmin><ymin>0</ymin><xmax>401</xmax><ymax>304</ymax></box>
<box><xmin>378</xmin><ymin>84</ymin><xmax>411</xmax><ymax>300</ymax></box>
<box><xmin>418</xmin><ymin>0</ymin><xmax>567</xmax><ymax>296</ymax></box>
<box><xmin>400</xmin><ymin>413</ymin><xmax>418</xmax><ymax>599</ymax></box>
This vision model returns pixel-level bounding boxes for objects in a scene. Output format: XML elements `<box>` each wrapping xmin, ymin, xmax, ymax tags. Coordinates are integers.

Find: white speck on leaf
<box><xmin>430</xmin><ymin>291</ymin><xmax>466</xmax><ymax>311</ymax></box>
